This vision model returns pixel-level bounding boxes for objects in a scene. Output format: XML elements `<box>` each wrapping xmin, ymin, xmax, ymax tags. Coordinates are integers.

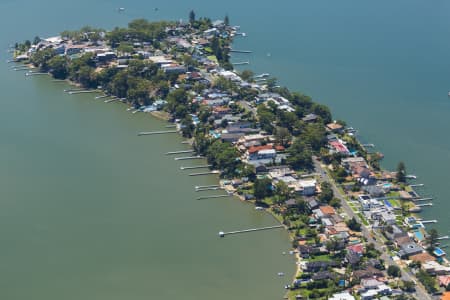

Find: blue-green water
<box><xmin>1</xmin><ymin>0</ymin><xmax>450</xmax><ymax>299</ymax></box>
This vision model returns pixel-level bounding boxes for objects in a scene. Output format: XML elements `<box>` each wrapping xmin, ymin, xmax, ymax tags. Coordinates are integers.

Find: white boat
<box><xmin>278</xmin><ymin>272</ymin><xmax>285</xmax><ymax>276</ymax></box>
<box><xmin>118</xmin><ymin>7</ymin><xmax>125</xmax><ymax>11</ymax></box>
<box><xmin>255</xmin><ymin>206</ymin><xmax>264</xmax><ymax>210</ymax></box>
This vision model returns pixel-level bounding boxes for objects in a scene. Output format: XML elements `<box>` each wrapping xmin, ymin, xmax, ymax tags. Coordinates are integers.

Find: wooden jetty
<box><xmin>416</xmin><ymin>203</ymin><xmax>433</xmax><ymax>207</ymax></box>
<box><xmin>195</xmin><ymin>185</ymin><xmax>219</xmax><ymax>189</ymax></box>
<box><xmin>362</xmin><ymin>143</ymin><xmax>375</xmax><ymax>147</ymax></box>
<box><xmin>413</xmin><ymin>197</ymin><xmax>433</xmax><ymax>202</ymax></box>
<box><xmin>95</xmin><ymin>95</ymin><xmax>109</xmax><ymax>99</ymax></box>
<box><xmin>165</xmin><ymin>125</ymin><xmax>177</xmax><ymax>128</ymax></box>
<box><xmin>437</xmin><ymin>236</ymin><xmax>450</xmax><ymax>240</ymax></box>
<box><xmin>174</xmin><ymin>156</ymin><xmax>204</xmax><ymax>161</ymax></box>
<box><xmin>181</xmin><ymin>141</ymin><xmax>190</xmax><ymax>144</ymax></box>
<box><xmin>197</xmin><ymin>194</ymin><xmax>231</xmax><ymax>200</ymax></box>
<box><xmin>68</xmin><ymin>90</ymin><xmax>100</xmax><ymax>95</ymax></box>
<box><xmin>25</xmin><ymin>72</ymin><xmax>47</xmax><ymax>76</ymax></box>
<box><xmin>219</xmin><ymin>225</ymin><xmax>284</xmax><ymax>237</ymax></box>
<box><xmin>410</xmin><ymin>184</ymin><xmax>424</xmax><ymax>187</ymax></box>
<box><xmin>189</xmin><ymin>171</ymin><xmax>220</xmax><ymax>176</ymax></box>
<box><xmin>180</xmin><ymin>165</ymin><xmax>212</xmax><ymax>170</ymax></box>
<box><xmin>166</xmin><ymin>150</ymin><xmax>194</xmax><ymax>155</ymax></box>
<box><xmin>138</xmin><ymin>130</ymin><xmax>178</xmax><ymax>136</ymax></box>
<box><xmin>232</xmin><ymin>61</ymin><xmax>249</xmax><ymax>65</ymax></box>
<box><xmin>195</xmin><ymin>187</ymin><xmax>224</xmax><ymax>192</ymax></box>
<box><xmin>421</xmin><ymin>220</ymin><xmax>437</xmax><ymax>224</ymax></box>
<box><xmin>229</xmin><ymin>49</ymin><xmax>252</xmax><ymax>53</ymax></box>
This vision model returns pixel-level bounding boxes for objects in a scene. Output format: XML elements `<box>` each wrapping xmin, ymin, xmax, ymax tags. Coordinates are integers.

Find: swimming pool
<box><xmin>413</xmin><ymin>230</ymin><xmax>424</xmax><ymax>241</ymax></box>
<box><xmin>434</xmin><ymin>247</ymin><xmax>446</xmax><ymax>257</ymax></box>
<box><xmin>384</xmin><ymin>200</ymin><xmax>392</xmax><ymax>208</ymax></box>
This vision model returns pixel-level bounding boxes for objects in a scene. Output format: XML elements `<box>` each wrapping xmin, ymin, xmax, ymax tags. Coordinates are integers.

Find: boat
<box><xmin>118</xmin><ymin>7</ymin><xmax>125</xmax><ymax>12</ymax></box>
<box><xmin>255</xmin><ymin>206</ymin><xmax>264</xmax><ymax>210</ymax></box>
<box><xmin>278</xmin><ymin>272</ymin><xmax>285</xmax><ymax>276</ymax></box>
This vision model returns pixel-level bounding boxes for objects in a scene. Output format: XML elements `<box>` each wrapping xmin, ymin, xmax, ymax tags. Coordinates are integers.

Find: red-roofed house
<box><xmin>347</xmin><ymin>244</ymin><xmax>364</xmax><ymax>255</ymax></box>
<box><xmin>319</xmin><ymin>205</ymin><xmax>336</xmax><ymax>216</ymax></box>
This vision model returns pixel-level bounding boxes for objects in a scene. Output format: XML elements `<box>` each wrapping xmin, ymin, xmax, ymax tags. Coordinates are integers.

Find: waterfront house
<box><xmin>329</xmin><ymin>140</ymin><xmax>350</xmax><ymax>155</ymax></box>
<box><xmin>290</xmin><ymin>179</ymin><xmax>317</xmax><ymax>196</ymax></box>
<box><xmin>398</xmin><ymin>242</ymin><xmax>424</xmax><ymax>258</ymax></box>
<box><xmin>422</xmin><ymin>261</ymin><xmax>450</xmax><ymax>275</ymax></box>
<box><xmin>329</xmin><ymin>292</ymin><xmax>355</xmax><ymax>300</ymax></box>
<box><xmin>303</xmin><ymin>261</ymin><xmax>339</xmax><ymax>272</ymax></box>
<box><xmin>302</xmin><ymin>113</ymin><xmax>318</xmax><ymax>123</ymax></box>
<box><xmin>326</xmin><ymin>122</ymin><xmax>344</xmax><ymax>133</ymax></box>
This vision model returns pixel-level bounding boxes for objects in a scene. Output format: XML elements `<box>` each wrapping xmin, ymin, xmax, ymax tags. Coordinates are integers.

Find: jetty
<box><xmin>68</xmin><ymin>90</ymin><xmax>100</xmax><ymax>95</ymax></box>
<box><xmin>416</xmin><ymin>203</ymin><xmax>433</xmax><ymax>207</ymax></box>
<box><xmin>25</xmin><ymin>72</ymin><xmax>47</xmax><ymax>76</ymax></box>
<box><xmin>254</xmin><ymin>73</ymin><xmax>270</xmax><ymax>78</ymax></box>
<box><xmin>218</xmin><ymin>225</ymin><xmax>284</xmax><ymax>237</ymax></box>
<box><xmin>138</xmin><ymin>130</ymin><xmax>177</xmax><ymax>136</ymax></box>
<box><xmin>181</xmin><ymin>141</ymin><xmax>190</xmax><ymax>144</ymax></box>
<box><xmin>189</xmin><ymin>170</ymin><xmax>219</xmax><ymax>176</ymax></box>
<box><xmin>95</xmin><ymin>95</ymin><xmax>109</xmax><ymax>99</ymax></box>
<box><xmin>196</xmin><ymin>187</ymin><xmax>223</xmax><ymax>192</ymax></box>
<box><xmin>410</xmin><ymin>184</ymin><xmax>424</xmax><ymax>187</ymax></box>
<box><xmin>438</xmin><ymin>236</ymin><xmax>450</xmax><ymax>240</ymax></box>
<box><xmin>166</xmin><ymin>150</ymin><xmax>194</xmax><ymax>155</ymax></box>
<box><xmin>406</xmin><ymin>174</ymin><xmax>417</xmax><ymax>179</ymax></box>
<box><xmin>232</xmin><ymin>61</ymin><xmax>249</xmax><ymax>66</ymax></box>
<box><xmin>421</xmin><ymin>220</ymin><xmax>438</xmax><ymax>224</ymax></box>
<box><xmin>180</xmin><ymin>165</ymin><xmax>212</xmax><ymax>170</ymax></box>
<box><xmin>362</xmin><ymin>143</ymin><xmax>375</xmax><ymax>147</ymax></box>
<box><xmin>165</xmin><ymin>125</ymin><xmax>177</xmax><ymax>128</ymax></box>
<box><xmin>413</xmin><ymin>197</ymin><xmax>433</xmax><ymax>202</ymax></box>
<box><xmin>197</xmin><ymin>194</ymin><xmax>231</xmax><ymax>200</ymax></box>
<box><xmin>195</xmin><ymin>185</ymin><xmax>220</xmax><ymax>190</ymax></box>
<box><xmin>174</xmin><ymin>156</ymin><xmax>204</xmax><ymax>161</ymax></box>
<box><xmin>229</xmin><ymin>49</ymin><xmax>252</xmax><ymax>53</ymax></box>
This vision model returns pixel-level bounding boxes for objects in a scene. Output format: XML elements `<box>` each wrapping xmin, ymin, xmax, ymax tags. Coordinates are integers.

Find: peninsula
<box><xmin>12</xmin><ymin>11</ymin><xmax>447</xmax><ymax>300</ymax></box>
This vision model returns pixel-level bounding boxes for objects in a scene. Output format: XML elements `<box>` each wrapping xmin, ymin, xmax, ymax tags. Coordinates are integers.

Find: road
<box><xmin>312</xmin><ymin>157</ymin><xmax>433</xmax><ymax>300</ymax></box>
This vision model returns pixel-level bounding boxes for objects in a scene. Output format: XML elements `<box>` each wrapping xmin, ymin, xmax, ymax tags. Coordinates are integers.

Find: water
<box><xmin>2</xmin><ymin>0</ymin><xmax>450</xmax><ymax>299</ymax></box>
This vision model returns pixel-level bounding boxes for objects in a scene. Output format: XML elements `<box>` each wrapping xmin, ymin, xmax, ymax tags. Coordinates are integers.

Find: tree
<box><xmin>240</xmin><ymin>69</ymin><xmax>254</xmax><ymax>82</ymax></box>
<box><xmin>33</xmin><ymin>36</ymin><xmax>41</xmax><ymax>45</ymax></box>
<box><xmin>254</xmin><ymin>178</ymin><xmax>273</xmax><ymax>200</ymax></box>
<box><xmin>275</xmin><ymin>127</ymin><xmax>292</xmax><ymax>148</ymax></box>
<box><xmin>224</xmin><ymin>14</ymin><xmax>230</xmax><ymax>26</ymax></box>
<box><xmin>318</xmin><ymin>182</ymin><xmax>333</xmax><ymax>203</ymax></box>
<box><xmin>426</xmin><ymin>228</ymin><xmax>439</xmax><ymax>252</ymax></box>
<box><xmin>48</xmin><ymin>55</ymin><xmax>68</xmax><ymax>79</ymax></box>
<box><xmin>189</xmin><ymin>10</ymin><xmax>196</xmax><ymax>24</ymax></box>
<box><xmin>287</xmin><ymin>139</ymin><xmax>313</xmax><ymax>170</ymax></box>
<box><xmin>181</xmin><ymin>115</ymin><xmax>195</xmax><ymax>138</ymax></box>
<box><xmin>274</xmin><ymin>181</ymin><xmax>290</xmax><ymax>203</ymax></box>
<box><xmin>396</xmin><ymin>161</ymin><xmax>406</xmax><ymax>183</ymax></box>
<box><xmin>387</xmin><ymin>265</ymin><xmax>401</xmax><ymax>278</ymax></box>
<box><xmin>346</xmin><ymin>217</ymin><xmax>361</xmax><ymax>231</ymax></box>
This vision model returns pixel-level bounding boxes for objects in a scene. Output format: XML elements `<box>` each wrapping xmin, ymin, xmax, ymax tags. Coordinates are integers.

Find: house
<box><xmin>220</xmin><ymin>133</ymin><xmax>244</xmax><ymax>143</ymax></box>
<box><xmin>326</xmin><ymin>122</ymin><xmax>344</xmax><ymax>133</ymax></box>
<box><xmin>319</xmin><ymin>205</ymin><xmax>336</xmax><ymax>216</ymax></box>
<box><xmin>347</xmin><ymin>244</ymin><xmax>364</xmax><ymax>256</ymax></box>
<box><xmin>291</xmin><ymin>179</ymin><xmax>317</xmax><ymax>196</ymax></box>
<box><xmin>302</xmin><ymin>113</ymin><xmax>318</xmax><ymax>123</ymax></box>
<box><xmin>359</xmin><ymin>280</ymin><xmax>392</xmax><ymax>300</ymax></box>
<box><xmin>303</xmin><ymin>261</ymin><xmax>339</xmax><ymax>272</ymax></box>
<box><xmin>438</xmin><ymin>275</ymin><xmax>450</xmax><ymax>287</ymax></box>
<box><xmin>329</xmin><ymin>292</ymin><xmax>355</xmax><ymax>300</ymax></box>
<box><xmin>398</xmin><ymin>242</ymin><xmax>424</xmax><ymax>258</ymax></box>
<box><xmin>285</xmin><ymin>199</ymin><xmax>297</xmax><ymax>208</ymax></box>
<box><xmin>422</xmin><ymin>261</ymin><xmax>450</xmax><ymax>275</ymax></box>
<box><xmin>346</xmin><ymin>250</ymin><xmax>361</xmax><ymax>266</ymax></box>
<box><xmin>312</xmin><ymin>271</ymin><xmax>336</xmax><ymax>281</ymax></box>
<box><xmin>306</xmin><ymin>198</ymin><xmax>319</xmax><ymax>210</ymax></box>
<box><xmin>409</xmin><ymin>252</ymin><xmax>436</xmax><ymax>264</ymax></box>
<box><xmin>352</xmin><ymin>266</ymin><xmax>384</xmax><ymax>281</ymax></box>
<box><xmin>329</xmin><ymin>140</ymin><xmax>350</xmax><ymax>155</ymax></box>
<box><xmin>247</xmin><ymin>145</ymin><xmax>274</xmax><ymax>160</ymax></box>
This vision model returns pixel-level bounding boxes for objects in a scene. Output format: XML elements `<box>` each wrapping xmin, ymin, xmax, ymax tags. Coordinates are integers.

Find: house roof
<box><xmin>319</xmin><ymin>205</ymin><xmax>336</xmax><ymax>215</ymax></box>
<box><xmin>347</xmin><ymin>244</ymin><xmax>364</xmax><ymax>254</ymax></box>
<box><xmin>327</xmin><ymin>123</ymin><xmax>344</xmax><ymax>131</ymax></box>
<box><xmin>442</xmin><ymin>292</ymin><xmax>450</xmax><ymax>300</ymax></box>
<box><xmin>439</xmin><ymin>276</ymin><xmax>450</xmax><ymax>287</ymax></box>
<box><xmin>410</xmin><ymin>252</ymin><xmax>436</xmax><ymax>263</ymax></box>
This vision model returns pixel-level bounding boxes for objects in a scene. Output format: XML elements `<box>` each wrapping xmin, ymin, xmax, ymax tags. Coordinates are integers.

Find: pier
<box><xmin>68</xmin><ymin>90</ymin><xmax>100</xmax><ymax>95</ymax></box>
<box><xmin>218</xmin><ymin>225</ymin><xmax>284</xmax><ymax>237</ymax></box>
<box><xmin>410</xmin><ymin>184</ymin><xmax>424</xmax><ymax>187</ymax></box>
<box><xmin>180</xmin><ymin>165</ymin><xmax>212</xmax><ymax>170</ymax></box>
<box><xmin>232</xmin><ymin>61</ymin><xmax>249</xmax><ymax>66</ymax></box>
<box><xmin>413</xmin><ymin>197</ymin><xmax>433</xmax><ymax>202</ymax></box>
<box><xmin>195</xmin><ymin>185</ymin><xmax>220</xmax><ymax>189</ymax></box>
<box><xmin>437</xmin><ymin>236</ymin><xmax>450</xmax><ymax>240</ymax></box>
<box><xmin>25</xmin><ymin>72</ymin><xmax>47</xmax><ymax>76</ymax></box>
<box><xmin>104</xmin><ymin>98</ymin><xmax>118</xmax><ymax>103</ymax></box>
<box><xmin>406</xmin><ymin>174</ymin><xmax>417</xmax><ymax>179</ymax></box>
<box><xmin>137</xmin><ymin>130</ymin><xmax>178</xmax><ymax>136</ymax></box>
<box><xmin>197</xmin><ymin>194</ymin><xmax>231</xmax><ymax>200</ymax></box>
<box><xmin>362</xmin><ymin>143</ymin><xmax>375</xmax><ymax>147</ymax></box>
<box><xmin>165</xmin><ymin>125</ymin><xmax>177</xmax><ymax>128</ymax></box>
<box><xmin>416</xmin><ymin>203</ymin><xmax>433</xmax><ymax>207</ymax></box>
<box><xmin>189</xmin><ymin>171</ymin><xmax>220</xmax><ymax>176</ymax></box>
<box><xmin>166</xmin><ymin>150</ymin><xmax>194</xmax><ymax>155</ymax></box>
<box><xmin>174</xmin><ymin>156</ymin><xmax>204</xmax><ymax>161</ymax></box>
<box><xmin>95</xmin><ymin>95</ymin><xmax>109</xmax><ymax>99</ymax></box>
<box><xmin>229</xmin><ymin>49</ymin><xmax>252</xmax><ymax>53</ymax></box>
<box><xmin>421</xmin><ymin>220</ymin><xmax>438</xmax><ymax>224</ymax></box>
<box><xmin>196</xmin><ymin>187</ymin><xmax>224</xmax><ymax>192</ymax></box>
